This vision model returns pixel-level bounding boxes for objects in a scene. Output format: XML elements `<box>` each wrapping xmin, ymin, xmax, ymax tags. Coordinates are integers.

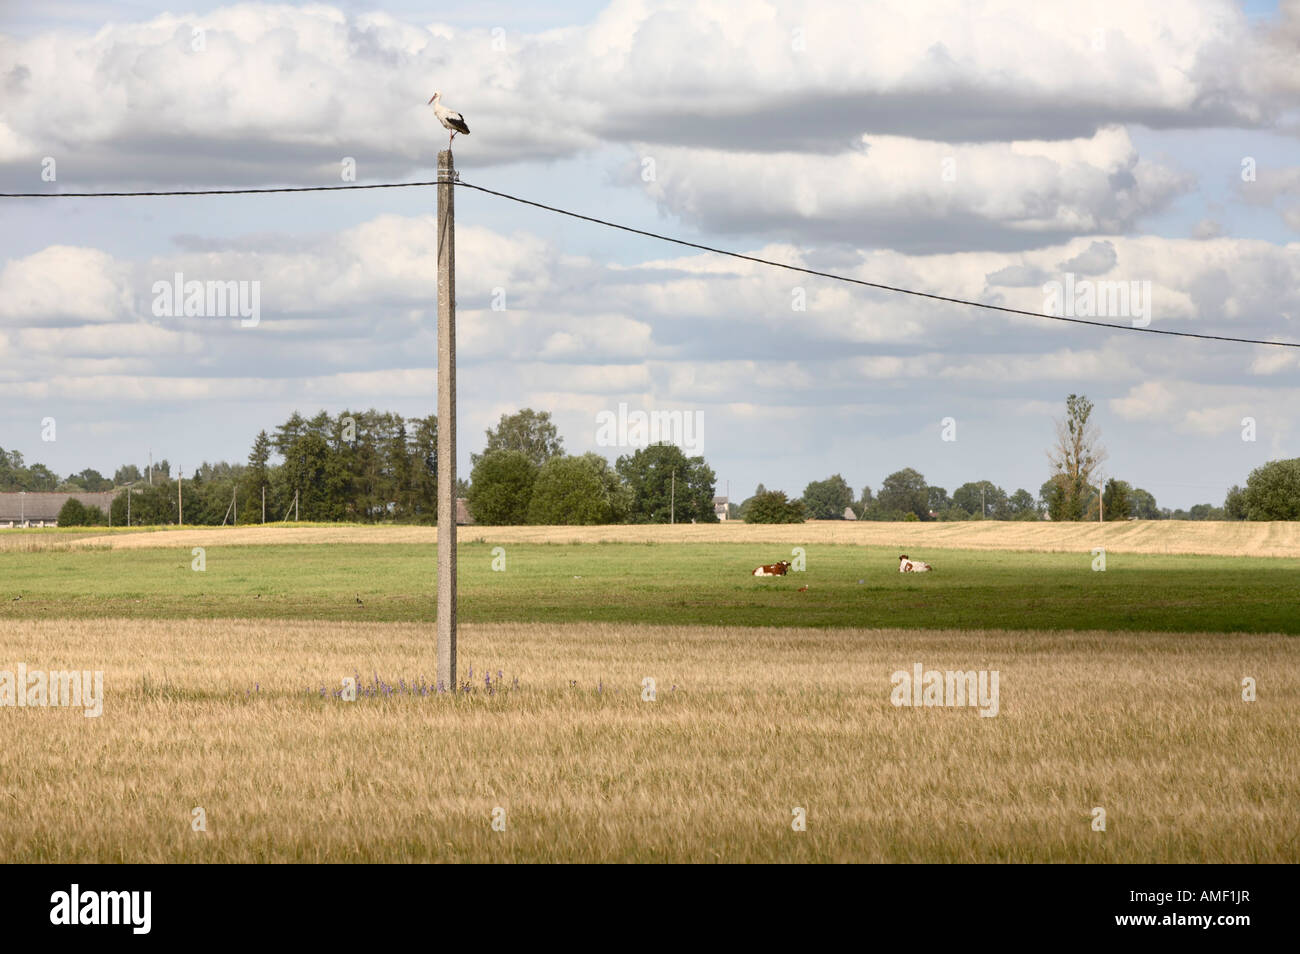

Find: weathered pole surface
<box><xmin>436</xmin><ymin>148</ymin><xmax>458</xmax><ymax>691</ymax></box>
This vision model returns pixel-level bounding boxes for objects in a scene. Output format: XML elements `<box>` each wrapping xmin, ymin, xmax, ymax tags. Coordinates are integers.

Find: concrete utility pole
<box><xmin>436</xmin><ymin>148</ymin><xmax>458</xmax><ymax>692</ymax></box>
<box><xmin>670</xmin><ymin>469</ymin><xmax>676</xmax><ymax>525</ymax></box>
<box><xmin>262</xmin><ymin>485</ymin><xmax>266</xmax><ymax>524</ymax></box>
<box><xmin>177</xmin><ymin>468</ymin><xmax>183</xmax><ymax>525</ymax></box>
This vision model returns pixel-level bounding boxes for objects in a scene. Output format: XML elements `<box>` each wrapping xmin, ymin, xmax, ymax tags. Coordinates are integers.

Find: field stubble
<box><xmin>6</xmin><ymin>519</ymin><xmax>1300</xmax><ymax>558</ymax></box>
<box><xmin>1</xmin><ymin>618</ymin><xmax>1295</xmax><ymax>863</ymax></box>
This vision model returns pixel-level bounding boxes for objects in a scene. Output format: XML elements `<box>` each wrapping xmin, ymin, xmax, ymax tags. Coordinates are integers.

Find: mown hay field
<box><xmin>1</xmin><ymin>619</ymin><xmax>1296</xmax><ymax>863</ymax></box>
<box><xmin>6</xmin><ymin>518</ymin><xmax>1300</xmax><ymax>558</ymax></box>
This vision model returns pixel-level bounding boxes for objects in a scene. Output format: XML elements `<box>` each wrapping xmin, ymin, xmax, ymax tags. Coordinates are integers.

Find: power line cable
<box><xmin>454</xmin><ymin>181</ymin><xmax>1300</xmax><ymax>349</ymax></box>
<box><xmin>0</xmin><ymin>181</ymin><xmax>438</xmax><ymax>197</ymax></box>
<box><xmin>3</xmin><ymin>178</ymin><xmax>1297</xmax><ymax>348</ymax></box>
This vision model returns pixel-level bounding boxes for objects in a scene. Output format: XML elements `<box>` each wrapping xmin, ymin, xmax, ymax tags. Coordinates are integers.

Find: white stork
<box><xmin>428</xmin><ymin>91</ymin><xmax>470</xmax><ymax>149</ymax></box>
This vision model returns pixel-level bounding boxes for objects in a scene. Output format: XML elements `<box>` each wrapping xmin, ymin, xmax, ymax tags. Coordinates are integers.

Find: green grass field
<box><xmin>3</xmin><ymin>541</ymin><xmax>1299</xmax><ymax>632</ymax></box>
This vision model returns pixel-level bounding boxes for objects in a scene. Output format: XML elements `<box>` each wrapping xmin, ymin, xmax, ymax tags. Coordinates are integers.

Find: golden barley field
<box><xmin>8</xmin><ymin>518</ymin><xmax>1300</xmax><ymax>558</ymax></box>
<box><xmin>1</xmin><ymin>618</ymin><xmax>1296</xmax><ymax>863</ymax></box>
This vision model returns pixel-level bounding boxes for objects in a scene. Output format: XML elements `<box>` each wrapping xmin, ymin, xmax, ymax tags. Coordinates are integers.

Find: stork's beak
<box><xmin>427</xmin><ymin>94</ymin><xmax>435</xmax><ymax>104</ymax></box>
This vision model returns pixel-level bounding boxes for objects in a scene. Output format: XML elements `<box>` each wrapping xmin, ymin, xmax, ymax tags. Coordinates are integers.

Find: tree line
<box><xmin>22</xmin><ymin>407</ymin><xmax>718</xmax><ymax>528</ymax></box>
<box><xmin>739</xmin><ymin>394</ymin><xmax>1300</xmax><ymax>523</ymax></box>
<box><xmin>465</xmin><ymin>410</ymin><xmax>717</xmax><ymax>525</ymax></box>
<box><xmin>6</xmin><ymin>394</ymin><xmax>1298</xmax><ymax>526</ymax></box>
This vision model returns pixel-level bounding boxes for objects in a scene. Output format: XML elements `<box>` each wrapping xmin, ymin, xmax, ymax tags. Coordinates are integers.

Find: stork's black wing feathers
<box><xmin>447</xmin><ymin>114</ymin><xmax>470</xmax><ymax>135</ymax></box>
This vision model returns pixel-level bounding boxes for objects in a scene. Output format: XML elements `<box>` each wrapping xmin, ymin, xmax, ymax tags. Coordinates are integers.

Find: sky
<box><xmin>1</xmin><ymin>0</ymin><xmax>1298</xmax><ymax>508</ymax></box>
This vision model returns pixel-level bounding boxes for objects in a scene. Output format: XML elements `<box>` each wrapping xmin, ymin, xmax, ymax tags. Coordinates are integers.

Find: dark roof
<box><xmin>0</xmin><ymin>491</ymin><xmax>116</xmax><ymax>522</ymax></box>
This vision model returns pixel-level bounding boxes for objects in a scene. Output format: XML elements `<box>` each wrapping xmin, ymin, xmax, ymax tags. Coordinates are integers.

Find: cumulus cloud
<box><xmin>1057</xmin><ymin>240</ymin><xmax>1118</xmax><ymax>275</ymax></box>
<box><xmin>2</xmin><ymin>214</ymin><xmax>1296</xmax><ymax>411</ymax></box>
<box><xmin>0</xmin><ymin>246</ymin><xmax>133</xmax><ymax>324</ymax></box>
<box><xmin>0</xmin><ymin>0</ymin><xmax>1291</xmax><ymax>192</ymax></box>
<box><xmin>632</xmin><ymin>128</ymin><xmax>1192</xmax><ymax>250</ymax></box>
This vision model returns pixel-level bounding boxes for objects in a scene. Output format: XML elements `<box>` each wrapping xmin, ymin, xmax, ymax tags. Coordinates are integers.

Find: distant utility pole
<box><xmin>981</xmin><ymin>487</ymin><xmax>986</xmax><ymax>518</ymax></box>
<box><xmin>177</xmin><ymin>468</ymin><xmax>183</xmax><ymax>525</ymax></box>
<box><xmin>1098</xmin><ymin>475</ymin><xmax>1105</xmax><ymax>523</ymax></box>
<box><xmin>436</xmin><ymin>147</ymin><xmax>458</xmax><ymax>692</ymax></box>
<box><xmin>670</xmin><ymin>469</ymin><xmax>676</xmax><ymax>525</ymax></box>
<box><xmin>262</xmin><ymin>485</ymin><xmax>266</xmax><ymax>524</ymax></box>
<box><xmin>148</xmin><ymin>449</ymin><xmax>153</xmax><ymax>486</ymax></box>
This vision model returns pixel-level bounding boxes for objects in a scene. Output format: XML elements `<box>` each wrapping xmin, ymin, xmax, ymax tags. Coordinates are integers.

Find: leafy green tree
<box><xmin>240</xmin><ymin>430</ymin><xmax>273</xmax><ymax>523</ymax></box>
<box><xmin>615</xmin><ymin>443</ymin><xmax>716</xmax><ymax>524</ymax></box>
<box><xmin>744</xmin><ymin>490</ymin><xmax>806</xmax><ymax>524</ymax></box>
<box><xmin>282</xmin><ymin>433</ymin><xmax>348</xmax><ymax>521</ymax></box>
<box><xmin>1007</xmin><ymin>488</ymin><xmax>1038</xmax><ymax>519</ymax></box>
<box><xmin>69</xmin><ymin>469</ymin><xmax>111</xmax><ymax>492</ymax></box>
<box><xmin>877</xmin><ymin>468</ymin><xmax>929</xmax><ymax>520</ymax></box>
<box><xmin>468</xmin><ymin>450</ymin><xmax>538</xmax><ymax>525</ymax></box>
<box><xmin>0</xmin><ymin>448</ymin><xmax>15</xmax><ymax>490</ymax></box>
<box><xmin>408</xmin><ymin>415</ymin><xmax>438</xmax><ymax>523</ymax></box>
<box><xmin>57</xmin><ymin>498</ymin><xmax>89</xmax><ymax>526</ymax></box>
<box><xmin>132</xmin><ymin>479</ymin><xmax>179</xmax><ymax>524</ymax></box>
<box><xmin>1242</xmin><ymin>459</ymin><xmax>1300</xmax><ymax>520</ymax></box>
<box><xmin>953</xmin><ymin>480</ymin><xmax>1008</xmax><ymax>519</ymax></box>
<box><xmin>110</xmin><ymin>491</ymin><xmax>128</xmax><ymax>526</ymax></box>
<box><xmin>1223</xmin><ymin>485</ymin><xmax>1246</xmax><ymax>521</ymax></box>
<box><xmin>1130</xmin><ymin>487</ymin><xmax>1160</xmax><ymax>519</ymax></box>
<box><xmin>736</xmin><ymin>483</ymin><xmax>767</xmax><ymax>520</ymax></box>
<box><xmin>527</xmin><ymin>454</ymin><xmax>628</xmax><ymax>525</ymax></box>
<box><xmin>25</xmin><ymin>463</ymin><xmax>58</xmax><ymax>491</ymax></box>
<box><xmin>474</xmin><ymin>409</ymin><xmax>564</xmax><ymax>468</ymax></box>
<box><xmin>89</xmin><ymin>469</ymin><xmax>112</xmax><ymax>491</ymax></box>
<box><xmin>856</xmin><ymin>485</ymin><xmax>877</xmax><ymax>519</ymax></box>
<box><xmin>927</xmin><ymin>486</ymin><xmax>951</xmax><ymax>514</ymax></box>
<box><xmin>1046</xmin><ymin>393</ymin><xmax>1106</xmax><ymax>521</ymax></box>
<box><xmin>113</xmin><ymin>464</ymin><xmax>142</xmax><ymax>486</ymax></box>
<box><xmin>1102</xmin><ymin>478</ymin><xmax>1133</xmax><ymax>521</ymax></box>
<box><xmin>802</xmin><ymin>474</ymin><xmax>853</xmax><ymax>519</ymax></box>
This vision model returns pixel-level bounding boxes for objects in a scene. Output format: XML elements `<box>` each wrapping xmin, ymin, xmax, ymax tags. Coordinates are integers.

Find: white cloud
<box><xmin>0</xmin><ymin>0</ymin><xmax>1288</xmax><ymax>192</ymax></box>
<box><xmin>635</xmin><ymin>128</ymin><xmax>1191</xmax><ymax>249</ymax></box>
<box><xmin>0</xmin><ymin>246</ymin><xmax>132</xmax><ymax>324</ymax></box>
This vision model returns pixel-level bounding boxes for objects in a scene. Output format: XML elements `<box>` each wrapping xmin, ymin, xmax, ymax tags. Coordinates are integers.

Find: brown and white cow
<box><xmin>898</xmin><ymin>555</ymin><xmax>932</xmax><ymax>573</ymax></box>
<box><xmin>752</xmin><ymin>560</ymin><xmax>792</xmax><ymax>577</ymax></box>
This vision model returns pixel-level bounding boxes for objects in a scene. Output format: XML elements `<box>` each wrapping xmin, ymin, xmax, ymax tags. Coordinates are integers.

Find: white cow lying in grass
<box><xmin>898</xmin><ymin>555</ymin><xmax>932</xmax><ymax>573</ymax></box>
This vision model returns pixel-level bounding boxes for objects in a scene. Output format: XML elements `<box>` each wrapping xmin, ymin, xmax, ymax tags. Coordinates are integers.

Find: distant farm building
<box><xmin>714</xmin><ymin>496</ymin><xmax>729</xmax><ymax>520</ymax></box>
<box><xmin>456</xmin><ymin>497</ymin><xmax>474</xmax><ymax>525</ymax></box>
<box><xmin>0</xmin><ymin>491</ymin><xmax>116</xmax><ymax>528</ymax></box>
